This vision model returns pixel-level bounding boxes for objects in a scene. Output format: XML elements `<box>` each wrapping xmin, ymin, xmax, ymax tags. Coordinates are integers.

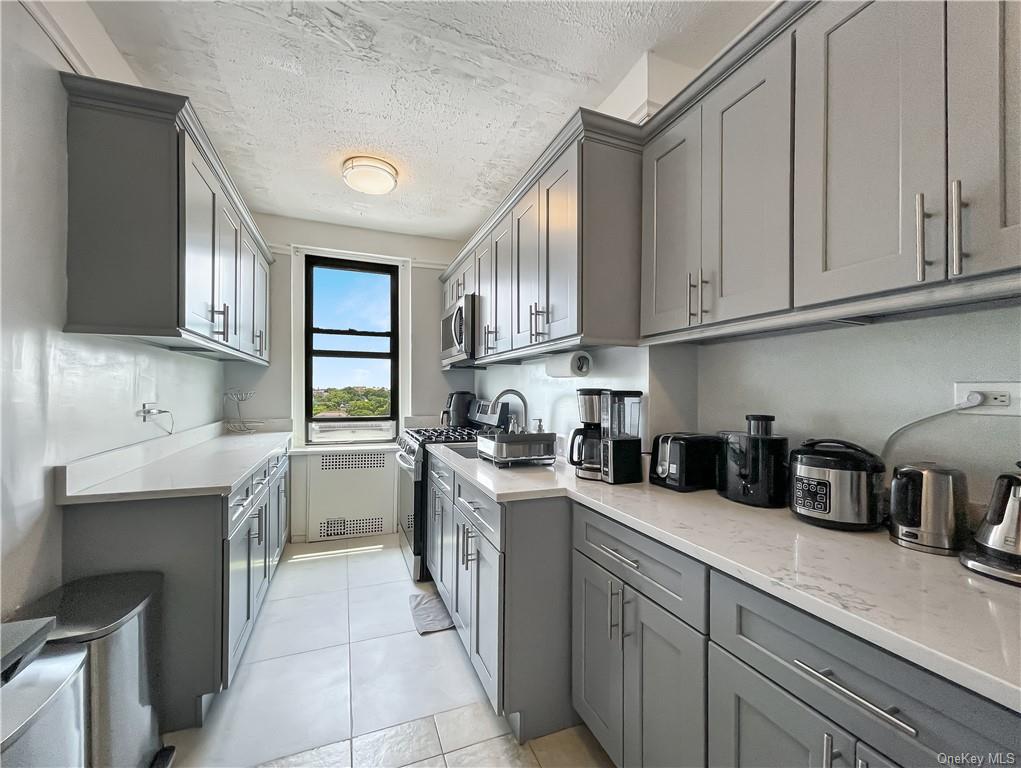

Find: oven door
<box><xmin>440</xmin><ymin>294</ymin><xmax>475</xmax><ymax>366</ymax></box>
<box><xmin>396</xmin><ymin>451</ymin><xmax>421</xmax><ymax>579</ymax></box>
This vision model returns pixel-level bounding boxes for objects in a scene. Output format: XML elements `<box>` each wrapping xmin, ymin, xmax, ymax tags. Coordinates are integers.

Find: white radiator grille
<box><xmin>318</xmin><ymin>516</ymin><xmax>385</xmax><ymax>539</ymax></box>
<box><xmin>406</xmin><ymin>512</ymin><xmax>415</xmax><ymax>531</ymax></box>
<box><xmin>321</xmin><ymin>452</ymin><xmax>386</xmax><ymax>471</ymax></box>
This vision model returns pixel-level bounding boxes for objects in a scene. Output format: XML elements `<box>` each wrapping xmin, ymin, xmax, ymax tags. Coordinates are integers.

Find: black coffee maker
<box><xmin>718</xmin><ymin>415</ymin><xmax>788</xmax><ymax>508</ymax></box>
<box><xmin>440</xmin><ymin>391</ymin><xmax>474</xmax><ymax>428</ymax></box>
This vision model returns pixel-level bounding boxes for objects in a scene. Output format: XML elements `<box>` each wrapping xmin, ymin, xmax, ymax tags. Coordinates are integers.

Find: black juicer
<box><xmin>718</xmin><ymin>415</ymin><xmax>789</xmax><ymax>508</ymax></box>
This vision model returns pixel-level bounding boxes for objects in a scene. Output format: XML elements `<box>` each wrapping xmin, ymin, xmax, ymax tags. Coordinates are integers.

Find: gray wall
<box><xmin>1</xmin><ymin>3</ymin><xmax>224</xmax><ymax>614</ymax></box>
<box><xmin>694</xmin><ymin>305</ymin><xmax>1021</xmax><ymax>503</ymax></box>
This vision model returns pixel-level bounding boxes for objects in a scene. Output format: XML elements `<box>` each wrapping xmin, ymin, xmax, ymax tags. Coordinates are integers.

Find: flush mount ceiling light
<box><xmin>342</xmin><ymin>156</ymin><xmax>398</xmax><ymax>195</ymax></box>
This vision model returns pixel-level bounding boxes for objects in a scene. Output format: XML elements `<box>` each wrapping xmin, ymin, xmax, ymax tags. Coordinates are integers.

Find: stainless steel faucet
<box><xmin>490</xmin><ymin>389</ymin><xmax>528</xmax><ymax>433</ymax></box>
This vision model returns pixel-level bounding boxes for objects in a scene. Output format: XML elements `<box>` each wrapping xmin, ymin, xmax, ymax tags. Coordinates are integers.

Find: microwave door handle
<box><xmin>453</xmin><ymin>305</ymin><xmax>464</xmax><ymax>351</ymax></box>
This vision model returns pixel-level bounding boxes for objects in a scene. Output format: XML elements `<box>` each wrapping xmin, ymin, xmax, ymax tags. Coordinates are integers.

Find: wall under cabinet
<box><xmin>694</xmin><ymin>305</ymin><xmax>1021</xmax><ymax>503</ymax></box>
<box><xmin>1</xmin><ymin>2</ymin><xmax>224</xmax><ymax>614</ymax></box>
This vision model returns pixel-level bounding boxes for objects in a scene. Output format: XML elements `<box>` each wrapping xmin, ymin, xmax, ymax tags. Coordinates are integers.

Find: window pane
<box><xmin>311</xmin><ymin>333</ymin><xmax>390</xmax><ymax>353</ymax></box>
<box><xmin>313</xmin><ymin>266</ymin><xmax>391</xmax><ymax>332</ymax></box>
<box><xmin>311</xmin><ymin>357</ymin><xmax>391</xmax><ymax>419</ymax></box>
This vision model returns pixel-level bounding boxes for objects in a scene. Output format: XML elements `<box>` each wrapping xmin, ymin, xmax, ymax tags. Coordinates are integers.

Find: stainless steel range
<box><xmin>395</xmin><ymin>425</ymin><xmax>479</xmax><ymax>580</ymax></box>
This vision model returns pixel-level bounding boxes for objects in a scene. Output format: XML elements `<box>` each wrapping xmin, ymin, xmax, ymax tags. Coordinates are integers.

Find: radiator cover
<box><xmin>307</xmin><ymin>451</ymin><xmax>395</xmax><ymax>542</ymax></box>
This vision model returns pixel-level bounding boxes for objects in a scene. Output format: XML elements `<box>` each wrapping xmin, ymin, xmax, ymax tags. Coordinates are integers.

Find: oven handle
<box><xmin>395</xmin><ymin>453</ymin><xmax>416</xmax><ymax>472</ymax></box>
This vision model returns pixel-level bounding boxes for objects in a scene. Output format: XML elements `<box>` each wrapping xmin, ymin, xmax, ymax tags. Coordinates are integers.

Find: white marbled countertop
<box><xmin>57</xmin><ymin>431</ymin><xmax>292</xmax><ymax>504</ymax></box>
<box><xmin>428</xmin><ymin>445</ymin><xmax>1021</xmax><ymax>714</ymax></box>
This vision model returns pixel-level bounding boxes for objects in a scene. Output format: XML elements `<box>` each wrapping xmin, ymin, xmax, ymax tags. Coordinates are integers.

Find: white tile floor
<box><xmin>163</xmin><ymin>534</ymin><xmax>613</xmax><ymax>768</ymax></box>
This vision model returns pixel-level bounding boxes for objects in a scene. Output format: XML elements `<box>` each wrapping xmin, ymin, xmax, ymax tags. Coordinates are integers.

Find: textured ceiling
<box><xmin>92</xmin><ymin>1</ymin><xmax>765</xmax><ymax>240</ymax></box>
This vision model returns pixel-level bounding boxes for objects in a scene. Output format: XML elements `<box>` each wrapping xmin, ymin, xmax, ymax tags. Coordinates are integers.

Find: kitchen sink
<box><xmin>447</xmin><ymin>444</ymin><xmax>479</xmax><ymax>459</ymax></box>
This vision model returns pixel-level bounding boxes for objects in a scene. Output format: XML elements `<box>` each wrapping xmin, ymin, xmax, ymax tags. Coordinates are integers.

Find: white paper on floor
<box><xmin>409</xmin><ymin>593</ymin><xmax>454</xmax><ymax>634</ymax></box>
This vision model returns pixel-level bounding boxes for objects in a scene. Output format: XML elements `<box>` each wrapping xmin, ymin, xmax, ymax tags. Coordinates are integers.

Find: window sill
<box><xmin>289</xmin><ymin>442</ymin><xmax>400</xmax><ymax>455</ymax></box>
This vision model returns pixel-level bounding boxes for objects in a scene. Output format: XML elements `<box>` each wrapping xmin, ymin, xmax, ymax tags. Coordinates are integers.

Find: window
<box><xmin>305</xmin><ymin>255</ymin><xmax>399</xmax><ymax>442</ymax></box>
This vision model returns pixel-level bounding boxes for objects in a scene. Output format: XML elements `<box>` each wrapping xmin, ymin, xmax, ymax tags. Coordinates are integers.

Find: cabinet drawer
<box><xmin>427</xmin><ymin>455</ymin><xmax>454</xmax><ymax>499</ymax></box>
<box><xmin>710</xmin><ymin>572</ymin><xmax>1020</xmax><ymax>766</ymax></box>
<box><xmin>453</xmin><ymin>475</ymin><xmax>502</xmax><ymax>551</ymax></box>
<box><xmin>573</xmin><ymin>504</ymin><xmax>707</xmax><ymax>632</ymax></box>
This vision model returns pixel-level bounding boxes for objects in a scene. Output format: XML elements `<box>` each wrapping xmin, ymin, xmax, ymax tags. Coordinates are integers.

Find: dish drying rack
<box><xmin>225</xmin><ymin>390</ymin><xmax>264</xmax><ymax>434</ymax></box>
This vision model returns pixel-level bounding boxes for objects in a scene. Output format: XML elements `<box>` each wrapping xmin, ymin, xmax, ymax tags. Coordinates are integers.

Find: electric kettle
<box><xmin>973</xmin><ymin>462</ymin><xmax>1021</xmax><ymax>562</ymax></box>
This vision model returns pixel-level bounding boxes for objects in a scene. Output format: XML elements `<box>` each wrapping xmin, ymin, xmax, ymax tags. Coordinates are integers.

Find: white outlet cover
<box><xmin>953</xmin><ymin>382</ymin><xmax>1021</xmax><ymax>416</ymax></box>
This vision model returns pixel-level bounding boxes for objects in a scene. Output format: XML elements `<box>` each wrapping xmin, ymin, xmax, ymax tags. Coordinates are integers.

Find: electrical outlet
<box><xmin>953</xmin><ymin>382</ymin><xmax>1021</xmax><ymax>416</ymax></box>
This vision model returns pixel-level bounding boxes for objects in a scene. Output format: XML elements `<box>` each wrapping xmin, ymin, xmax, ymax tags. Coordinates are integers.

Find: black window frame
<box><xmin>305</xmin><ymin>254</ymin><xmax>400</xmax><ymax>427</ymax></box>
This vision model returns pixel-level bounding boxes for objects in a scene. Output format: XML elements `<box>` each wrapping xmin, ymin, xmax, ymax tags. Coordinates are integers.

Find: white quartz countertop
<box><xmin>427</xmin><ymin>444</ymin><xmax>1021</xmax><ymax>714</ymax></box>
<box><xmin>58</xmin><ymin>431</ymin><xmax>292</xmax><ymax>504</ymax></box>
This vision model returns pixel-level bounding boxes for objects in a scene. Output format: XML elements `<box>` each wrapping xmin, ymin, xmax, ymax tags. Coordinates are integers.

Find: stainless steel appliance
<box><xmin>569</xmin><ymin>389</ymin><xmax>603</xmax><ymax>480</ymax></box>
<box><xmin>395</xmin><ymin>400</ymin><xmax>508</xmax><ymax>580</ymax></box>
<box><xmin>960</xmin><ymin>462</ymin><xmax>1021</xmax><ymax>585</ymax></box>
<box><xmin>440</xmin><ymin>294</ymin><xmax>476</xmax><ymax>367</ymax></box>
<box><xmin>889</xmin><ymin>462</ymin><xmax>970</xmax><ymax>555</ymax></box>
<box><xmin>718</xmin><ymin>415</ymin><xmax>788</xmax><ymax>508</ymax></box>
<box><xmin>788</xmin><ymin>439</ymin><xmax>885</xmax><ymax>530</ymax></box>
<box><xmin>440</xmin><ymin>391</ymin><xmax>474</xmax><ymax>428</ymax></box>
<box><xmin>601</xmin><ymin>390</ymin><xmax>643</xmax><ymax>485</ymax></box>
<box><xmin>650</xmin><ymin>433</ymin><xmax>722</xmax><ymax>492</ymax></box>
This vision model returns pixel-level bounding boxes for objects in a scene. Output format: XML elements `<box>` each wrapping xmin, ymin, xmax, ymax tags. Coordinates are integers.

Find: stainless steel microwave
<box><xmin>440</xmin><ymin>294</ymin><xmax>475</xmax><ymax>367</ymax></box>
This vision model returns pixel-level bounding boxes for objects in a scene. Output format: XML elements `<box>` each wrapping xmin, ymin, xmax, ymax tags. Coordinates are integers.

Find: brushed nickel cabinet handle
<box><xmin>606</xmin><ymin>579</ymin><xmax>614</xmax><ymax>640</ymax></box>
<box><xmin>822</xmin><ymin>733</ymin><xmax>840</xmax><ymax>768</ymax></box>
<box><xmin>793</xmin><ymin>658</ymin><xmax>918</xmax><ymax>737</ymax></box>
<box><xmin>950</xmin><ymin>180</ymin><xmax>964</xmax><ymax>276</ymax></box>
<box><xmin>687</xmin><ymin>273</ymin><xmax>697</xmax><ymax>324</ymax></box>
<box><xmin>596</xmin><ymin>543</ymin><xmax>639</xmax><ymax>570</ymax></box>
<box><xmin>528</xmin><ymin>303</ymin><xmax>535</xmax><ymax>343</ymax></box>
<box><xmin>212</xmin><ymin>303</ymin><xmax>230</xmax><ymax>342</ymax></box>
<box><xmin>915</xmin><ymin>193</ymin><xmax>933</xmax><ymax>282</ymax></box>
<box><xmin>698</xmin><ymin>268</ymin><xmax>708</xmax><ymax>319</ymax></box>
<box><xmin>463</xmin><ymin>527</ymin><xmax>475</xmax><ymax>571</ymax></box>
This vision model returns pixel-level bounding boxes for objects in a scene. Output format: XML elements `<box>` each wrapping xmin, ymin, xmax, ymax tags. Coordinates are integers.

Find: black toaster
<box><xmin>650</xmin><ymin>433</ymin><xmax>722</xmax><ymax>492</ymax></box>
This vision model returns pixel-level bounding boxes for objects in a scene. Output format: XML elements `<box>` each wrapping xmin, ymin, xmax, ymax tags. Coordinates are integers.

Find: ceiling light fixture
<box><xmin>342</xmin><ymin>156</ymin><xmax>398</xmax><ymax>195</ymax></box>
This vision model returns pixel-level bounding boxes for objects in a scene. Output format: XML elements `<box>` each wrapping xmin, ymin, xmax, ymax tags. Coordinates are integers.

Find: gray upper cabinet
<box><xmin>254</xmin><ymin>253</ymin><xmax>270</xmax><ymax>359</ymax></box>
<box><xmin>793</xmin><ymin>1</ymin><xmax>947</xmax><ymax>307</ymax></box>
<box><xmin>708</xmin><ymin>644</ymin><xmax>855</xmax><ymax>768</ymax></box>
<box><xmin>641</xmin><ymin>107</ymin><xmax>702</xmax><ymax>336</ymax></box>
<box><xmin>622</xmin><ymin>587</ymin><xmax>706</xmax><ymax>768</ymax></box>
<box><xmin>701</xmin><ymin>33</ymin><xmax>792</xmax><ymax>323</ymax></box>
<box><xmin>475</xmin><ymin>234</ymin><xmax>495</xmax><ymax>356</ymax></box>
<box><xmin>238</xmin><ymin>229</ymin><xmax>259</xmax><ymax>357</ymax></box>
<box><xmin>537</xmin><ymin>144</ymin><xmax>580</xmax><ymax>343</ymax></box>
<box><xmin>183</xmin><ymin>135</ymin><xmax>219</xmax><ymax>339</ymax></box>
<box><xmin>62</xmin><ymin>73</ymin><xmax>271</xmax><ymax>364</ymax></box>
<box><xmin>572</xmin><ymin>551</ymin><xmax>624</xmax><ymax>767</ymax></box>
<box><xmin>511</xmin><ymin>183</ymin><xmax>542</xmax><ymax>349</ymax></box>
<box><xmin>491</xmin><ymin>214</ymin><xmax>514</xmax><ymax>355</ymax></box>
<box><xmin>947</xmin><ymin>0</ymin><xmax>1021</xmax><ymax>278</ymax></box>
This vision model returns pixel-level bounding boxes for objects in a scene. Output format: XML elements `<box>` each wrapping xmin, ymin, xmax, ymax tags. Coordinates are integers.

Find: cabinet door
<box><xmin>793</xmin><ymin>1</ymin><xmax>946</xmax><ymax>306</ymax></box>
<box><xmin>253</xmin><ymin>253</ymin><xmax>270</xmax><ymax>359</ymax></box>
<box><xmin>538</xmin><ymin>144</ymin><xmax>579</xmax><ymax>342</ymax></box>
<box><xmin>855</xmin><ymin>743</ymin><xmax>902</xmax><ymax>768</ymax></box>
<box><xmin>701</xmin><ymin>35</ymin><xmax>792</xmax><ymax>323</ymax></box>
<box><xmin>438</xmin><ymin>488</ymin><xmax>456</xmax><ymax>608</ymax></box>
<box><xmin>469</xmin><ymin>525</ymin><xmax>503</xmax><ymax>713</ymax></box>
<box><xmin>708</xmin><ymin>644</ymin><xmax>854</xmax><ymax>768</ymax></box>
<box><xmin>238</xmin><ymin>229</ymin><xmax>258</xmax><ymax>357</ymax></box>
<box><xmin>491</xmin><ymin>213</ymin><xmax>514</xmax><ymax>354</ymax></box>
<box><xmin>947</xmin><ymin>1</ymin><xmax>1021</xmax><ymax>277</ymax></box>
<box><xmin>425</xmin><ymin>485</ymin><xmax>442</xmax><ymax>589</ymax></box>
<box><xmin>224</xmin><ymin>513</ymin><xmax>254</xmax><ymax>686</ymax></box>
<box><xmin>251</xmin><ymin>499</ymin><xmax>270</xmax><ymax>615</ymax></box>
<box><xmin>215</xmin><ymin>198</ymin><xmax>241</xmax><ymax>348</ymax></box>
<box><xmin>460</xmin><ymin>259</ymin><xmax>477</xmax><ymax>297</ymax></box>
<box><xmin>572</xmin><ymin>551</ymin><xmax>624</xmax><ymax>767</ymax></box>
<box><xmin>267</xmin><ymin>478</ymin><xmax>280</xmax><ymax>578</ymax></box>
<box><xmin>452</xmin><ymin>510</ymin><xmax>472</xmax><ymax>652</ymax></box>
<box><xmin>475</xmin><ymin>235</ymin><xmax>495</xmax><ymax>356</ymax></box>
<box><xmin>641</xmin><ymin>107</ymin><xmax>702</xmax><ymax>336</ymax></box>
<box><xmin>622</xmin><ymin>588</ymin><xmax>706</xmax><ymax>768</ymax></box>
<box><xmin>278</xmin><ymin>472</ymin><xmax>289</xmax><ymax>546</ymax></box>
<box><xmin>182</xmin><ymin>135</ymin><xmax>218</xmax><ymax>337</ymax></box>
<box><xmin>511</xmin><ymin>183</ymin><xmax>541</xmax><ymax>348</ymax></box>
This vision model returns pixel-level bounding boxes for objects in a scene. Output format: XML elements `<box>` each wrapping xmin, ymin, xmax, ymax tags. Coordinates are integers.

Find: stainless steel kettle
<box><xmin>973</xmin><ymin>462</ymin><xmax>1021</xmax><ymax>562</ymax></box>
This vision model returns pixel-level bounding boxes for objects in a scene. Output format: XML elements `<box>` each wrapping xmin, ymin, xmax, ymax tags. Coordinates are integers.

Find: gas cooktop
<box><xmin>406</xmin><ymin>426</ymin><xmax>479</xmax><ymax>443</ymax></box>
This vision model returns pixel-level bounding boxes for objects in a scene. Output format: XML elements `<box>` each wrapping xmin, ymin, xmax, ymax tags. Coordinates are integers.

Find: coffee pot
<box><xmin>973</xmin><ymin>462</ymin><xmax>1021</xmax><ymax>562</ymax></box>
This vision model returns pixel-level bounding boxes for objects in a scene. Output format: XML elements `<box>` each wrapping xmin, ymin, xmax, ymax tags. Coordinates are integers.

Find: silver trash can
<box><xmin>12</xmin><ymin>572</ymin><xmax>173</xmax><ymax>768</ymax></box>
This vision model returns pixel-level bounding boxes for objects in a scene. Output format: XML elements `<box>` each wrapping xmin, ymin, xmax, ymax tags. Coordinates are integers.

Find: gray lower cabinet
<box><xmin>468</xmin><ymin>519</ymin><xmax>503</xmax><ymax>711</ymax></box>
<box><xmin>268</xmin><ymin>467</ymin><xmax>288</xmax><ymax>576</ymax></box>
<box><xmin>855</xmin><ymin>743</ymin><xmax>901</xmax><ymax>768</ymax></box>
<box><xmin>452</xmin><ymin>509</ymin><xmax>473</xmax><ymax>650</ymax></box>
<box><xmin>251</xmin><ymin>492</ymin><xmax>271</xmax><ymax>618</ymax></box>
<box><xmin>537</xmin><ymin>143</ymin><xmax>579</xmax><ymax>343</ymax></box>
<box><xmin>224</xmin><ymin>507</ymin><xmax>256</xmax><ymax>687</ymax></box>
<box><xmin>572</xmin><ymin>551</ymin><xmax>625</xmax><ymax>766</ymax></box>
<box><xmin>623</xmin><ymin>589</ymin><xmax>706</xmax><ymax>768</ymax></box>
<box><xmin>947</xmin><ymin>0</ymin><xmax>1021</xmax><ymax>278</ymax></box>
<box><xmin>793</xmin><ymin>1</ymin><xmax>947</xmax><ymax>306</ymax></box>
<box><xmin>708</xmin><ymin>643</ymin><xmax>855</xmax><ymax>768</ymax></box>
<box><xmin>62</xmin><ymin>72</ymin><xmax>272</xmax><ymax>364</ymax></box>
